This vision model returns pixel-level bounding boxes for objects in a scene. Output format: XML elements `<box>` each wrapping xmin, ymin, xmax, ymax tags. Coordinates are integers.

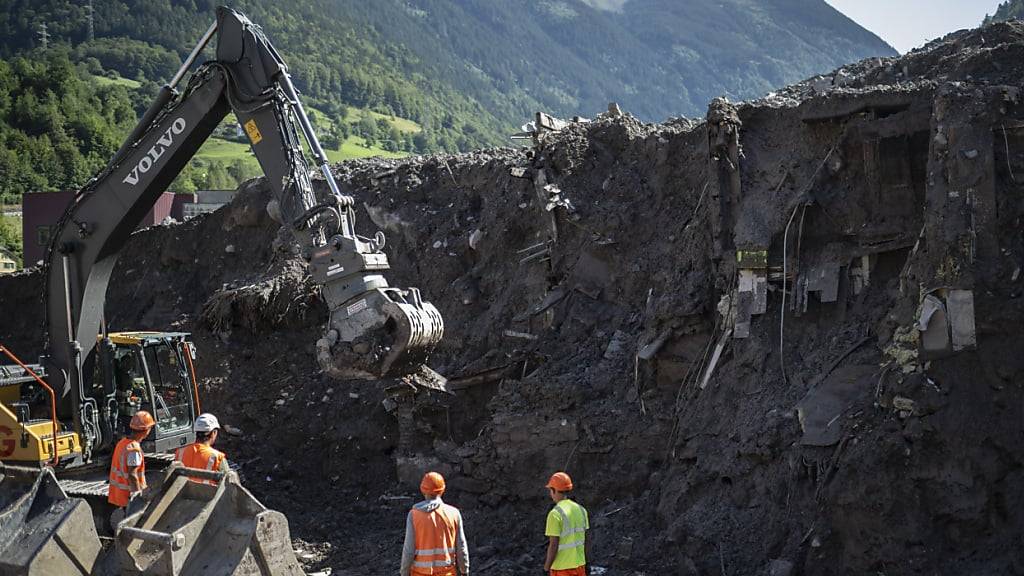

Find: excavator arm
<box><xmin>42</xmin><ymin>7</ymin><xmax>442</xmax><ymax>459</ymax></box>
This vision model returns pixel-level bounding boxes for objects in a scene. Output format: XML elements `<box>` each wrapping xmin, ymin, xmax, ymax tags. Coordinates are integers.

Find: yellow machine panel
<box><xmin>0</xmin><ymin>400</ymin><xmax>81</xmax><ymax>464</ymax></box>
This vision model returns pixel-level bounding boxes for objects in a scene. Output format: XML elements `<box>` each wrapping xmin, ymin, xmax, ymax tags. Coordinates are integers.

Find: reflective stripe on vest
<box><xmin>108</xmin><ymin>438</ymin><xmax>145</xmax><ymax>507</ymax></box>
<box><xmin>411</xmin><ymin>504</ymin><xmax>460</xmax><ymax>575</ymax></box>
<box><xmin>554</xmin><ymin>505</ymin><xmax>586</xmax><ymax>550</ymax></box>
<box><xmin>550</xmin><ymin>499</ymin><xmax>587</xmax><ymax>570</ymax></box>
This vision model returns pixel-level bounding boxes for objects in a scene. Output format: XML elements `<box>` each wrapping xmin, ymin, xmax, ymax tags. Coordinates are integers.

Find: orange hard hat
<box><xmin>546</xmin><ymin>471</ymin><xmax>573</xmax><ymax>492</ymax></box>
<box><xmin>130</xmin><ymin>410</ymin><xmax>156</xmax><ymax>431</ymax></box>
<box><xmin>420</xmin><ymin>471</ymin><xmax>446</xmax><ymax>496</ymax></box>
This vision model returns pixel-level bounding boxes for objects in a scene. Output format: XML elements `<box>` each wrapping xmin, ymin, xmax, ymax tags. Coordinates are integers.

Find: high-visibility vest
<box><xmin>548</xmin><ymin>499</ymin><xmax>588</xmax><ymax>570</ymax></box>
<box><xmin>108</xmin><ymin>438</ymin><xmax>146</xmax><ymax>507</ymax></box>
<box><xmin>410</xmin><ymin>503</ymin><xmax>461</xmax><ymax>575</ymax></box>
<box><xmin>174</xmin><ymin>442</ymin><xmax>226</xmax><ymax>485</ymax></box>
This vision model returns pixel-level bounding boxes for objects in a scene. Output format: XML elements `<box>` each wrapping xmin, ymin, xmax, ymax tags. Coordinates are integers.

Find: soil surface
<box><xmin>4</xmin><ymin>20</ymin><xmax>1024</xmax><ymax>576</ymax></box>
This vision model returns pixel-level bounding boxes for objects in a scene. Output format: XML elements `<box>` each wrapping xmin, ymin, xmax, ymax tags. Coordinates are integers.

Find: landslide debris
<box><xmin>3</xmin><ymin>19</ymin><xmax>1024</xmax><ymax>576</ymax></box>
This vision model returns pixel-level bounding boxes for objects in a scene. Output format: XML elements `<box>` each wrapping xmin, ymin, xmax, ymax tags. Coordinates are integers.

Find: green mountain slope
<box><xmin>1</xmin><ymin>0</ymin><xmax>894</xmax><ymax>134</ymax></box>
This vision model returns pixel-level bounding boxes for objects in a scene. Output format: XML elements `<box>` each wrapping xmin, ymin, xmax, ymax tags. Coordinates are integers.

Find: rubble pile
<box><xmin>4</xmin><ymin>20</ymin><xmax>1024</xmax><ymax>576</ymax></box>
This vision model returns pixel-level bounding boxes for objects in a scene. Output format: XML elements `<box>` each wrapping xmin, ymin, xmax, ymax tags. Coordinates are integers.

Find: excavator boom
<box><xmin>41</xmin><ymin>6</ymin><xmax>443</xmax><ymax>460</ymax></box>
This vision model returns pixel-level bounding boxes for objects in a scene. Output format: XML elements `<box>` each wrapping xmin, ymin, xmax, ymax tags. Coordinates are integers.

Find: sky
<box><xmin>825</xmin><ymin>0</ymin><xmax>1006</xmax><ymax>53</ymax></box>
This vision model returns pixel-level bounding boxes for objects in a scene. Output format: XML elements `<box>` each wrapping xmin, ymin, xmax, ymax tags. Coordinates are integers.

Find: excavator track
<box><xmin>59</xmin><ymin>453</ymin><xmax>176</xmax><ymax>498</ymax></box>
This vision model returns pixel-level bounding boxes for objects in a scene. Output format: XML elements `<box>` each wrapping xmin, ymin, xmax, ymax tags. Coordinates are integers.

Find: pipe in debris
<box><xmin>180</xmin><ymin>341</ymin><xmax>202</xmax><ymax>414</ymax></box>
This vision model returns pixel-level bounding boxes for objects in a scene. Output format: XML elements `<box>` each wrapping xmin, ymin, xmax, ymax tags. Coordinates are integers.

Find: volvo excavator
<box><xmin>0</xmin><ymin>7</ymin><xmax>443</xmax><ymax>575</ymax></box>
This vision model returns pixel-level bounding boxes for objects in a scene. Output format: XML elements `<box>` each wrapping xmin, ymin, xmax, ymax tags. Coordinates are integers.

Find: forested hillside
<box><xmin>0</xmin><ymin>51</ymin><xmax>136</xmax><ymax>200</ymax></box>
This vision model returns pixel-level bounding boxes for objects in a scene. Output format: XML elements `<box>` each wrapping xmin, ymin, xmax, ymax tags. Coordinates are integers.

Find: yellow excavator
<box><xmin>0</xmin><ymin>6</ymin><xmax>443</xmax><ymax>575</ymax></box>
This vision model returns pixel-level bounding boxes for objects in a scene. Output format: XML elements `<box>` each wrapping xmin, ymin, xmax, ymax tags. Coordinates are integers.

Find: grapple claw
<box><xmin>316</xmin><ymin>287</ymin><xmax>443</xmax><ymax>380</ymax></box>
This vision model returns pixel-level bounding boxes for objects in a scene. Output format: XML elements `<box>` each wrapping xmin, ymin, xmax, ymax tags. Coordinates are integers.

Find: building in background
<box><xmin>21</xmin><ymin>190</ymin><xmax>177</xmax><ymax>266</ymax></box>
<box><xmin>0</xmin><ymin>246</ymin><xmax>18</xmax><ymax>275</ymax></box>
<box><xmin>20</xmin><ymin>189</ymin><xmax>238</xmax><ymax>266</ymax></box>
<box><xmin>182</xmin><ymin>190</ymin><xmax>236</xmax><ymax>220</ymax></box>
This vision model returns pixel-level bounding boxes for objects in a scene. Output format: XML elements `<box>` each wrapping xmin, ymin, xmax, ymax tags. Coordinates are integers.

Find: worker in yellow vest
<box><xmin>400</xmin><ymin>472</ymin><xmax>469</xmax><ymax>576</ymax></box>
<box><xmin>544</xmin><ymin>471</ymin><xmax>590</xmax><ymax>576</ymax></box>
<box><xmin>174</xmin><ymin>413</ymin><xmax>230</xmax><ymax>484</ymax></box>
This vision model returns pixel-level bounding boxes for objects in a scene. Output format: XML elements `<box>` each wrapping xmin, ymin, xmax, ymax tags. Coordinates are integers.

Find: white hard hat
<box><xmin>194</xmin><ymin>413</ymin><xmax>221</xmax><ymax>433</ymax></box>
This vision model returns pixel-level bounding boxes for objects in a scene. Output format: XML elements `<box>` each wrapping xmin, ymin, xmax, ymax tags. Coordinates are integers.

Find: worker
<box><xmin>108</xmin><ymin>410</ymin><xmax>155</xmax><ymax>525</ymax></box>
<box><xmin>400</xmin><ymin>471</ymin><xmax>469</xmax><ymax>576</ymax></box>
<box><xmin>174</xmin><ymin>412</ymin><xmax>230</xmax><ymax>484</ymax></box>
<box><xmin>544</xmin><ymin>471</ymin><xmax>590</xmax><ymax>576</ymax></box>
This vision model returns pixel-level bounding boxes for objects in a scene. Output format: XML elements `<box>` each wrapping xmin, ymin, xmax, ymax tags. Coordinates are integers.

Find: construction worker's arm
<box><xmin>544</xmin><ymin>537</ymin><xmax>559</xmax><ymax>572</ymax></box>
<box><xmin>456</xmin><ymin>511</ymin><xmax>469</xmax><ymax>575</ymax></box>
<box><xmin>126</xmin><ymin>448</ymin><xmax>145</xmax><ymax>493</ymax></box>
<box><xmin>399</xmin><ymin>511</ymin><xmax>415</xmax><ymax>576</ymax></box>
<box><xmin>543</xmin><ymin>508</ymin><xmax>561</xmax><ymax>572</ymax></box>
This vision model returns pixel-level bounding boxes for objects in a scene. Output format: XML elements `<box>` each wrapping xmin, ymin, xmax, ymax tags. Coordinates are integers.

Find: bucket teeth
<box><xmin>316</xmin><ymin>287</ymin><xmax>443</xmax><ymax>380</ymax></box>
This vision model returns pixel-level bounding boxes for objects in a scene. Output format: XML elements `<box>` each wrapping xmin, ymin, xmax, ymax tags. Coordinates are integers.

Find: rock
<box><xmin>223</xmin><ymin>424</ymin><xmax>244</xmax><ymax>437</ymax></box>
<box><xmin>603</xmin><ymin>330</ymin><xmax>629</xmax><ymax>361</ymax></box>
<box><xmin>475</xmin><ymin>545</ymin><xmax>496</xmax><ymax>557</ymax></box>
<box><xmin>225</xmin><ymin>244</ymin><xmax>236</xmax><ymax>253</ymax></box>
<box><xmin>768</xmin><ymin>559</ymin><xmax>794</xmax><ymax>576</ymax></box>
<box><xmin>275</xmin><ymin>399</ymin><xmax>286</xmax><ymax>406</ymax></box>
<box><xmin>468</xmin><ymin>229</ymin><xmax>483</xmax><ymax>251</ymax></box>
<box><xmin>676</xmin><ymin>556</ymin><xmax>699</xmax><ymax>576</ymax></box>
<box><xmin>615</xmin><ymin>536</ymin><xmax>634</xmax><ymax>559</ymax></box>
<box><xmin>892</xmin><ymin>396</ymin><xmax>916</xmax><ymax>414</ymax></box>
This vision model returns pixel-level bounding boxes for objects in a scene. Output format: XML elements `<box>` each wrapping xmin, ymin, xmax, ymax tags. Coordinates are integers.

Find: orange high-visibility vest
<box><xmin>410</xmin><ymin>503</ymin><xmax>460</xmax><ymax>575</ymax></box>
<box><xmin>174</xmin><ymin>442</ymin><xmax>226</xmax><ymax>485</ymax></box>
<box><xmin>108</xmin><ymin>438</ymin><xmax>146</xmax><ymax>507</ymax></box>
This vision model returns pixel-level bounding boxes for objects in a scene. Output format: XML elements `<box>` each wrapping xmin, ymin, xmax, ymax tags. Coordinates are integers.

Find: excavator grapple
<box><xmin>316</xmin><ymin>285</ymin><xmax>444</xmax><ymax>380</ymax></box>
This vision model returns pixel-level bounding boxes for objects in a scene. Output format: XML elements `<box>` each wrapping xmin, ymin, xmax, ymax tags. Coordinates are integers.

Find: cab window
<box><xmin>143</xmin><ymin>343</ymin><xmax>192</xmax><ymax>435</ymax></box>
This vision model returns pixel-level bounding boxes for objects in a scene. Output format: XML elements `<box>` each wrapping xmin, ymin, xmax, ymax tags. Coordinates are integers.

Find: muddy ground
<box><xmin>4</xmin><ymin>20</ymin><xmax>1024</xmax><ymax>576</ymax></box>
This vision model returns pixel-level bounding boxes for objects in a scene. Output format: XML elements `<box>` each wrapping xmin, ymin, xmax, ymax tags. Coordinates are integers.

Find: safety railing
<box><xmin>0</xmin><ymin>344</ymin><xmax>60</xmax><ymax>466</ymax></box>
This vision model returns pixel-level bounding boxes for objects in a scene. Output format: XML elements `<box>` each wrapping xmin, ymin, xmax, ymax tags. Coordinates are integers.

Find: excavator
<box><xmin>0</xmin><ymin>6</ymin><xmax>443</xmax><ymax>575</ymax></box>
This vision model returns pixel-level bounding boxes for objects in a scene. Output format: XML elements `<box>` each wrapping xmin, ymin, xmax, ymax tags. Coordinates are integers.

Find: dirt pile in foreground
<box><xmin>4</xmin><ymin>20</ymin><xmax>1024</xmax><ymax>576</ymax></box>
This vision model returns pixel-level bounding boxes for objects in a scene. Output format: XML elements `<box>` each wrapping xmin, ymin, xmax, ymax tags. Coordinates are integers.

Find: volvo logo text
<box><xmin>122</xmin><ymin>117</ymin><xmax>187</xmax><ymax>186</ymax></box>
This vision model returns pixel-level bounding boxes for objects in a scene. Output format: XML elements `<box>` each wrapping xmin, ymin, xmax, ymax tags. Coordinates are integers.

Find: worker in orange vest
<box><xmin>544</xmin><ymin>471</ymin><xmax>590</xmax><ymax>576</ymax></box>
<box><xmin>174</xmin><ymin>413</ymin><xmax>231</xmax><ymax>483</ymax></box>
<box><xmin>108</xmin><ymin>410</ymin><xmax>155</xmax><ymax>526</ymax></box>
<box><xmin>400</xmin><ymin>472</ymin><xmax>469</xmax><ymax>576</ymax></box>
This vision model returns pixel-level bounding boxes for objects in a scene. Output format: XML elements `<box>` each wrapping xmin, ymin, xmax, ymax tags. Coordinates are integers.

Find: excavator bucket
<box><xmin>0</xmin><ymin>464</ymin><xmax>102</xmax><ymax>576</ymax></box>
<box><xmin>317</xmin><ymin>286</ymin><xmax>444</xmax><ymax>381</ymax></box>
<box><xmin>107</xmin><ymin>464</ymin><xmax>303</xmax><ymax>576</ymax></box>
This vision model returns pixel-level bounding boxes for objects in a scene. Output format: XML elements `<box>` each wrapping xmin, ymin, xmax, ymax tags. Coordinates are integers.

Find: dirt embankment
<box><xmin>4</xmin><ymin>20</ymin><xmax>1024</xmax><ymax>576</ymax></box>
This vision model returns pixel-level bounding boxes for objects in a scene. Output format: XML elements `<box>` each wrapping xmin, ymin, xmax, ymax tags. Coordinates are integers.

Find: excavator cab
<box><xmin>98</xmin><ymin>332</ymin><xmax>198</xmax><ymax>455</ymax></box>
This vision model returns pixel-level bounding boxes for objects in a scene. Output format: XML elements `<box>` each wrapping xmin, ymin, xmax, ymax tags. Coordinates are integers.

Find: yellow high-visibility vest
<box><xmin>545</xmin><ymin>499</ymin><xmax>589</xmax><ymax>570</ymax></box>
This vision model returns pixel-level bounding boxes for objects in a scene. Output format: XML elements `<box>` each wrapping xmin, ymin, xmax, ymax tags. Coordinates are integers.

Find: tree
<box><xmin>0</xmin><ymin>215</ymin><xmax>23</xmax><ymax>263</ymax></box>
